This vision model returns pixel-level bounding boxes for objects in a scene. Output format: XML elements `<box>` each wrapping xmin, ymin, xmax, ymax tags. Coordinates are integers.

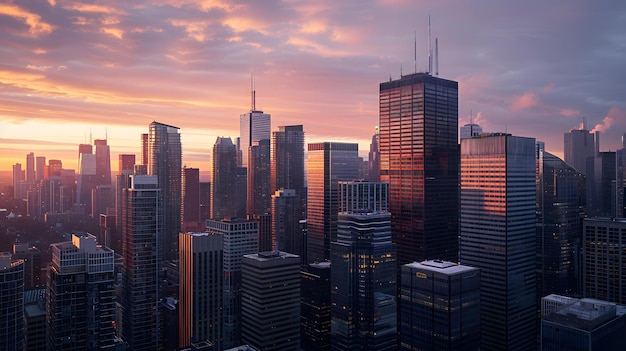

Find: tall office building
<box><xmin>46</xmin><ymin>233</ymin><xmax>115</xmax><ymax>350</ymax></box>
<box><xmin>272</xmin><ymin>189</ymin><xmax>302</xmax><ymax>255</ymax></box>
<box><xmin>115</xmin><ymin>155</ymin><xmax>136</xmax><ymax>248</ymax></box>
<box><xmin>35</xmin><ymin>155</ymin><xmax>45</xmax><ymax>181</ymax></box>
<box><xmin>48</xmin><ymin>159</ymin><xmax>62</xmax><ymax>177</ymax></box>
<box><xmin>182</xmin><ymin>167</ymin><xmax>201</xmax><ymax>231</ymax></box>
<box><xmin>330</xmin><ymin>211</ymin><xmax>396</xmax><ymax>350</ymax></box>
<box><xmin>141</xmin><ymin>133</ymin><xmax>149</xmax><ymax>165</ymax></box>
<box><xmin>12</xmin><ymin>243</ymin><xmax>41</xmax><ymax>289</ymax></box>
<box><xmin>583</xmin><ymin>218</ymin><xmax>626</xmax><ymax>304</ymax></box>
<box><xmin>247</xmin><ymin>139</ymin><xmax>271</xmax><ymax>216</ymax></box>
<box><xmin>199</xmin><ymin>182</ymin><xmax>211</xmax><ymax>223</ymax></box>
<box><xmin>94</xmin><ymin>139</ymin><xmax>112</xmax><ymax>186</ymax></box>
<box><xmin>564</xmin><ymin>127</ymin><xmax>595</xmax><ymax>176</ymax></box>
<box><xmin>12</xmin><ymin>163</ymin><xmax>23</xmax><ymax>199</ymax></box>
<box><xmin>240</xmin><ymin>102</ymin><xmax>270</xmax><ymax>168</ymax></box>
<box><xmin>367</xmin><ymin>128</ymin><xmax>380</xmax><ymax>181</ymax></box>
<box><xmin>307</xmin><ymin>142</ymin><xmax>359</xmax><ymax>263</ymax></box>
<box><xmin>338</xmin><ymin>180</ymin><xmax>388</xmax><ymax>213</ymax></box>
<box><xmin>241</xmin><ymin>251</ymin><xmax>301</xmax><ymax>351</ymax></box>
<box><xmin>118</xmin><ymin>154</ymin><xmax>135</xmax><ymax>175</ymax></box>
<box><xmin>26</xmin><ymin>152</ymin><xmax>35</xmax><ymax>183</ymax></box>
<box><xmin>301</xmin><ymin>262</ymin><xmax>331</xmax><ymax>351</ymax></box>
<box><xmin>179</xmin><ymin>232</ymin><xmax>223</xmax><ymax>349</ymax></box>
<box><xmin>400</xmin><ymin>260</ymin><xmax>481</xmax><ymax>351</ymax></box>
<box><xmin>271</xmin><ymin>125</ymin><xmax>306</xmax><ymax>213</ymax></box>
<box><xmin>460</xmin><ymin>123</ymin><xmax>483</xmax><ymax>139</ymax></box>
<box><xmin>379</xmin><ymin>72</ymin><xmax>459</xmax><ymax>264</ymax></box>
<box><xmin>76</xmin><ymin>145</ymin><xmax>97</xmax><ymax>213</ymax></box>
<box><xmin>587</xmin><ymin>151</ymin><xmax>616</xmax><ymax>217</ymax></box>
<box><xmin>460</xmin><ymin>134</ymin><xmax>536</xmax><ymax>351</ymax></box>
<box><xmin>148</xmin><ymin>121</ymin><xmax>182</xmax><ymax>261</ymax></box>
<box><xmin>206</xmin><ymin>218</ymin><xmax>258</xmax><ymax>349</ymax></box>
<box><xmin>536</xmin><ymin>150</ymin><xmax>585</xmax><ymax>299</ymax></box>
<box><xmin>0</xmin><ymin>252</ymin><xmax>24</xmax><ymax>351</ymax></box>
<box><xmin>211</xmin><ymin>137</ymin><xmax>239</xmax><ymax>220</ymax></box>
<box><xmin>121</xmin><ymin>175</ymin><xmax>162</xmax><ymax>350</ymax></box>
<box><xmin>617</xmin><ymin>141</ymin><xmax>626</xmax><ymax>218</ymax></box>
<box><xmin>23</xmin><ymin>288</ymin><xmax>46</xmax><ymax>351</ymax></box>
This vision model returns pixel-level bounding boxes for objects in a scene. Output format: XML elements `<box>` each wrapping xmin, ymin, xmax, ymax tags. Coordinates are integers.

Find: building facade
<box><xmin>211</xmin><ymin>137</ymin><xmax>239</xmax><ymax>220</ymax></box>
<box><xmin>240</xmin><ymin>109</ymin><xmax>270</xmax><ymax>168</ymax></box>
<box><xmin>271</xmin><ymin>125</ymin><xmax>306</xmax><ymax>215</ymax></box>
<box><xmin>182</xmin><ymin>167</ymin><xmax>201</xmax><ymax>232</ymax></box>
<box><xmin>0</xmin><ymin>253</ymin><xmax>24</xmax><ymax>351</ymax></box>
<box><xmin>300</xmin><ymin>262</ymin><xmax>331</xmax><ymax>351</ymax></box>
<box><xmin>379</xmin><ymin>72</ymin><xmax>459</xmax><ymax>264</ymax></box>
<box><xmin>272</xmin><ymin>189</ymin><xmax>302</xmax><ymax>256</ymax></box>
<box><xmin>247</xmin><ymin>139</ymin><xmax>271</xmax><ymax>216</ymax></box>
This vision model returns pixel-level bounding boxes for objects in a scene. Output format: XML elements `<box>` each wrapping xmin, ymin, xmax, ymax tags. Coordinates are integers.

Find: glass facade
<box><xmin>379</xmin><ymin>72</ymin><xmax>459</xmax><ymax>264</ymax></box>
<box><xmin>271</xmin><ymin>125</ymin><xmax>306</xmax><ymax>216</ymax></box>
<box><xmin>459</xmin><ymin>134</ymin><xmax>537</xmax><ymax>351</ymax></box>
<box><xmin>211</xmin><ymin>137</ymin><xmax>239</xmax><ymax>220</ymax></box>
<box><xmin>301</xmin><ymin>262</ymin><xmax>331</xmax><ymax>351</ymax></box>
<box><xmin>240</xmin><ymin>110</ymin><xmax>271</xmax><ymax>168</ymax></box>
<box><xmin>307</xmin><ymin>142</ymin><xmax>359</xmax><ymax>263</ymax></box>
<box><xmin>0</xmin><ymin>254</ymin><xmax>24</xmax><ymax>351</ymax></box>
<box><xmin>247</xmin><ymin>139</ymin><xmax>271</xmax><ymax>216</ymax></box>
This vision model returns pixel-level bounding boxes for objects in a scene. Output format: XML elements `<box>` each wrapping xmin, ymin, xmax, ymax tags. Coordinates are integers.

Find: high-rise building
<box><xmin>272</xmin><ymin>189</ymin><xmax>302</xmax><ymax>256</ymax></box>
<box><xmin>48</xmin><ymin>159</ymin><xmax>62</xmax><ymax>177</ymax></box>
<box><xmin>46</xmin><ymin>233</ymin><xmax>115</xmax><ymax>350</ymax></box>
<box><xmin>367</xmin><ymin>128</ymin><xmax>380</xmax><ymax>181</ymax></box>
<box><xmin>536</xmin><ymin>150</ymin><xmax>586</xmax><ymax>300</ymax></box>
<box><xmin>587</xmin><ymin>151</ymin><xmax>616</xmax><ymax>217</ymax></box>
<box><xmin>12</xmin><ymin>243</ymin><xmax>41</xmax><ymax>289</ymax></box>
<box><xmin>76</xmin><ymin>145</ymin><xmax>97</xmax><ymax>214</ymax></box>
<box><xmin>330</xmin><ymin>211</ymin><xmax>396</xmax><ymax>350</ymax></box>
<box><xmin>141</xmin><ymin>133</ymin><xmax>149</xmax><ymax>166</ymax></box>
<box><xmin>182</xmin><ymin>167</ymin><xmax>201</xmax><ymax>232</ymax></box>
<box><xmin>92</xmin><ymin>184</ymin><xmax>114</xmax><ymax>218</ymax></box>
<box><xmin>271</xmin><ymin>125</ymin><xmax>306</xmax><ymax>214</ymax></box>
<box><xmin>12</xmin><ymin>163</ymin><xmax>24</xmax><ymax>199</ymax></box>
<box><xmin>121</xmin><ymin>175</ymin><xmax>162</xmax><ymax>350</ymax></box>
<box><xmin>205</xmin><ymin>217</ymin><xmax>258</xmax><ymax>349</ymax></box>
<box><xmin>94</xmin><ymin>139</ymin><xmax>112</xmax><ymax>186</ymax></box>
<box><xmin>564</xmin><ymin>127</ymin><xmax>595</xmax><ymax>176</ymax></box>
<box><xmin>247</xmin><ymin>139</ymin><xmax>271</xmax><ymax>216</ymax></box>
<box><xmin>241</xmin><ymin>251</ymin><xmax>301</xmax><ymax>351</ymax></box>
<box><xmin>379</xmin><ymin>72</ymin><xmax>459</xmax><ymax>264</ymax></box>
<box><xmin>583</xmin><ymin>218</ymin><xmax>626</xmax><ymax>304</ymax></box>
<box><xmin>460</xmin><ymin>133</ymin><xmax>536</xmax><ymax>351</ymax></box>
<box><xmin>118</xmin><ymin>154</ymin><xmax>135</xmax><ymax>175</ymax></box>
<box><xmin>460</xmin><ymin>123</ymin><xmax>483</xmax><ymax>139</ymax></box>
<box><xmin>256</xmin><ymin>213</ymin><xmax>272</xmax><ymax>253</ymax></box>
<box><xmin>541</xmin><ymin>295</ymin><xmax>626</xmax><ymax>350</ymax></box>
<box><xmin>0</xmin><ymin>252</ymin><xmax>24</xmax><ymax>351</ymax></box>
<box><xmin>26</xmin><ymin>152</ymin><xmax>35</xmax><ymax>184</ymax></box>
<box><xmin>239</xmin><ymin>105</ymin><xmax>270</xmax><ymax>168</ymax></box>
<box><xmin>300</xmin><ymin>262</ymin><xmax>331</xmax><ymax>351</ymax></box>
<box><xmin>400</xmin><ymin>260</ymin><xmax>481</xmax><ymax>351</ymax></box>
<box><xmin>148</xmin><ymin>121</ymin><xmax>182</xmax><ymax>261</ymax></box>
<box><xmin>35</xmin><ymin>156</ymin><xmax>45</xmax><ymax>181</ymax></box>
<box><xmin>338</xmin><ymin>180</ymin><xmax>388</xmax><ymax>213</ymax></box>
<box><xmin>23</xmin><ymin>288</ymin><xmax>46</xmax><ymax>351</ymax></box>
<box><xmin>211</xmin><ymin>137</ymin><xmax>239</xmax><ymax>220</ymax></box>
<box><xmin>617</xmin><ymin>142</ymin><xmax>625</xmax><ymax>218</ymax></box>
<box><xmin>307</xmin><ymin>142</ymin><xmax>359</xmax><ymax>263</ymax></box>
<box><xmin>179</xmin><ymin>232</ymin><xmax>223</xmax><ymax>349</ymax></box>
<box><xmin>199</xmin><ymin>182</ymin><xmax>211</xmax><ymax>223</ymax></box>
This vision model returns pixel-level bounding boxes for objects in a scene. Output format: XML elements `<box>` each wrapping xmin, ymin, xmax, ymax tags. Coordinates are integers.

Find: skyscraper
<box><xmin>330</xmin><ymin>211</ymin><xmax>396</xmax><ymax>350</ymax></box>
<box><xmin>367</xmin><ymin>128</ymin><xmax>380</xmax><ymax>181</ymax></box>
<box><xmin>583</xmin><ymin>218</ymin><xmax>626</xmax><ymax>304</ymax></box>
<box><xmin>26</xmin><ymin>152</ymin><xmax>35</xmax><ymax>183</ymax></box>
<box><xmin>121</xmin><ymin>175</ymin><xmax>162</xmax><ymax>350</ymax></box>
<box><xmin>536</xmin><ymin>149</ymin><xmax>585</xmax><ymax>299</ymax></box>
<box><xmin>240</xmin><ymin>104</ymin><xmax>270</xmax><ymax>168</ymax></box>
<box><xmin>460</xmin><ymin>133</ymin><xmax>536</xmax><ymax>351</ymax></box>
<box><xmin>118</xmin><ymin>154</ymin><xmax>135</xmax><ymax>175</ymax></box>
<box><xmin>307</xmin><ymin>142</ymin><xmax>359</xmax><ymax>263</ymax></box>
<box><xmin>35</xmin><ymin>155</ymin><xmax>45</xmax><ymax>181</ymax></box>
<box><xmin>211</xmin><ymin>137</ymin><xmax>239</xmax><ymax>220</ymax></box>
<box><xmin>379</xmin><ymin>72</ymin><xmax>459</xmax><ymax>264</ymax></box>
<box><xmin>46</xmin><ymin>233</ymin><xmax>115</xmax><ymax>350</ymax></box>
<box><xmin>182</xmin><ymin>167</ymin><xmax>201</xmax><ymax>232</ymax></box>
<box><xmin>338</xmin><ymin>180</ymin><xmax>388</xmax><ymax>213</ymax></box>
<box><xmin>400</xmin><ymin>260</ymin><xmax>481</xmax><ymax>351</ymax></box>
<box><xmin>94</xmin><ymin>139</ymin><xmax>112</xmax><ymax>186</ymax></box>
<box><xmin>564</xmin><ymin>127</ymin><xmax>595</xmax><ymax>176</ymax></box>
<box><xmin>148</xmin><ymin>121</ymin><xmax>182</xmax><ymax>261</ymax></box>
<box><xmin>247</xmin><ymin>139</ymin><xmax>271</xmax><ymax>216</ymax></box>
<box><xmin>76</xmin><ymin>144</ymin><xmax>97</xmax><ymax>213</ymax></box>
<box><xmin>206</xmin><ymin>217</ymin><xmax>258</xmax><ymax>348</ymax></box>
<box><xmin>241</xmin><ymin>251</ymin><xmax>301</xmax><ymax>351</ymax></box>
<box><xmin>460</xmin><ymin>123</ymin><xmax>483</xmax><ymax>139</ymax></box>
<box><xmin>272</xmin><ymin>189</ymin><xmax>302</xmax><ymax>255</ymax></box>
<box><xmin>179</xmin><ymin>232</ymin><xmax>223</xmax><ymax>349</ymax></box>
<box><xmin>271</xmin><ymin>125</ymin><xmax>306</xmax><ymax>213</ymax></box>
<box><xmin>12</xmin><ymin>162</ymin><xmax>23</xmax><ymax>199</ymax></box>
<box><xmin>0</xmin><ymin>252</ymin><xmax>24</xmax><ymax>351</ymax></box>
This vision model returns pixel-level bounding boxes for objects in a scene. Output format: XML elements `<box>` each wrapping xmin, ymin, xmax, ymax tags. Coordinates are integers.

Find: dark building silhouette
<box><xmin>367</xmin><ymin>128</ymin><xmax>380</xmax><ymax>181</ymax></box>
<box><xmin>211</xmin><ymin>137</ymin><xmax>239</xmax><ymax>220</ymax></box>
<box><xmin>587</xmin><ymin>151</ymin><xmax>616</xmax><ymax>217</ymax></box>
<box><xmin>271</xmin><ymin>125</ymin><xmax>306</xmax><ymax>215</ymax></box>
<box><xmin>301</xmin><ymin>262</ymin><xmax>331</xmax><ymax>351</ymax></box>
<box><xmin>94</xmin><ymin>139</ymin><xmax>111</xmax><ymax>186</ymax></box>
<box><xmin>199</xmin><ymin>182</ymin><xmax>211</xmax><ymax>223</ymax></box>
<box><xmin>307</xmin><ymin>142</ymin><xmax>359</xmax><ymax>263</ymax></box>
<box><xmin>11</xmin><ymin>243</ymin><xmax>41</xmax><ymax>289</ymax></box>
<box><xmin>564</xmin><ymin>127</ymin><xmax>595</xmax><ymax>176</ymax></box>
<box><xmin>0</xmin><ymin>253</ymin><xmax>24</xmax><ymax>351</ymax></box>
<box><xmin>182</xmin><ymin>167</ymin><xmax>201</xmax><ymax>232</ymax></box>
<box><xmin>148</xmin><ymin>121</ymin><xmax>182</xmax><ymax>261</ymax></box>
<box><xmin>272</xmin><ymin>189</ymin><xmax>302</xmax><ymax>256</ymax></box>
<box><xmin>247</xmin><ymin>139</ymin><xmax>271</xmax><ymax>216</ymax></box>
<box><xmin>379</xmin><ymin>72</ymin><xmax>459</xmax><ymax>264</ymax></box>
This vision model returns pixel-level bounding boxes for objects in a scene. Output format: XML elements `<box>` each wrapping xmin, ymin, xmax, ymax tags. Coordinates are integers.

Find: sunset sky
<box><xmin>1</xmin><ymin>0</ymin><xmax>625</xmax><ymax>173</ymax></box>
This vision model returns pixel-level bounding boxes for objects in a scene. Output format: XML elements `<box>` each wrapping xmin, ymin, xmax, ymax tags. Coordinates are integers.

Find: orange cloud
<box><xmin>62</xmin><ymin>3</ymin><xmax>127</xmax><ymax>15</ymax></box>
<box><xmin>222</xmin><ymin>16</ymin><xmax>269</xmax><ymax>35</ymax></box>
<box><xmin>511</xmin><ymin>92</ymin><xmax>539</xmax><ymax>111</ymax></box>
<box><xmin>0</xmin><ymin>4</ymin><xmax>54</xmax><ymax>36</ymax></box>
<box><xmin>102</xmin><ymin>27</ymin><xmax>124</xmax><ymax>39</ymax></box>
<box><xmin>287</xmin><ymin>36</ymin><xmax>353</xmax><ymax>57</ymax></box>
<box><xmin>591</xmin><ymin>107</ymin><xmax>625</xmax><ymax>133</ymax></box>
<box><xmin>169</xmin><ymin>19</ymin><xmax>209</xmax><ymax>41</ymax></box>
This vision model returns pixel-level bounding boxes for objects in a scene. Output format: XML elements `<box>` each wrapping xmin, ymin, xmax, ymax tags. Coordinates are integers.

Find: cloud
<box><xmin>511</xmin><ymin>92</ymin><xmax>539</xmax><ymax>111</ymax></box>
<box><xmin>543</xmin><ymin>82</ymin><xmax>554</xmax><ymax>93</ymax></box>
<box><xmin>591</xmin><ymin>107</ymin><xmax>625</xmax><ymax>134</ymax></box>
<box><xmin>61</xmin><ymin>3</ymin><xmax>127</xmax><ymax>15</ymax></box>
<box><xmin>0</xmin><ymin>3</ymin><xmax>54</xmax><ymax>35</ymax></box>
<box><xmin>559</xmin><ymin>108</ymin><xmax>578</xmax><ymax>117</ymax></box>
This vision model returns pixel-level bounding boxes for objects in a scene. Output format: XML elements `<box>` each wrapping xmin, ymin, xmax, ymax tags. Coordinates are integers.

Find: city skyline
<box><xmin>1</xmin><ymin>1</ymin><xmax>625</xmax><ymax>172</ymax></box>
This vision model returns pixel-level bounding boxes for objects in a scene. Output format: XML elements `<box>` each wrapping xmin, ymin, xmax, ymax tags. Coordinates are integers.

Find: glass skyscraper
<box><xmin>271</xmin><ymin>125</ymin><xmax>306</xmax><ymax>215</ymax></box>
<box><xmin>379</xmin><ymin>72</ymin><xmax>459</xmax><ymax>264</ymax></box>
<box><xmin>240</xmin><ymin>109</ymin><xmax>270</xmax><ymax>168</ymax></box>
<box><xmin>460</xmin><ymin>134</ymin><xmax>536</xmax><ymax>351</ymax></box>
<box><xmin>211</xmin><ymin>136</ymin><xmax>239</xmax><ymax>220</ymax></box>
<box><xmin>0</xmin><ymin>253</ymin><xmax>24</xmax><ymax>351</ymax></box>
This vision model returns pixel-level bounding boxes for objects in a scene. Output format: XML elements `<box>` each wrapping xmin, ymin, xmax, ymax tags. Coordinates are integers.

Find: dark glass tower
<box><xmin>271</xmin><ymin>125</ymin><xmax>306</xmax><ymax>215</ymax></box>
<box><xmin>307</xmin><ymin>142</ymin><xmax>359</xmax><ymax>263</ymax></box>
<box><xmin>0</xmin><ymin>253</ymin><xmax>24</xmax><ymax>351</ymax></box>
<box><xmin>148</xmin><ymin>121</ymin><xmax>181</xmax><ymax>261</ymax></box>
<box><xmin>379</xmin><ymin>72</ymin><xmax>459</xmax><ymax>264</ymax></box>
<box><xmin>300</xmin><ymin>262</ymin><xmax>331</xmax><ymax>351</ymax></box>
<box><xmin>211</xmin><ymin>137</ymin><xmax>238</xmax><ymax>220</ymax></box>
<box><xmin>247</xmin><ymin>139</ymin><xmax>271</xmax><ymax>216</ymax></box>
<box><xmin>182</xmin><ymin>167</ymin><xmax>201</xmax><ymax>232</ymax></box>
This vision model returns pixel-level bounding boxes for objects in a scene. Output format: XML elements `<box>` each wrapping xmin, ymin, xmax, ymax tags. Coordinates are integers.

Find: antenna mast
<box><xmin>414</xmin><ymin>31</ymin><xmax>417</xmax><ymax>74</ymax></box>
<box><xmin>435</xmin><ymin>37</ymin><xmax>439</xmax><ymax>75</ymax></box>
<box><xmin>428</xmin><ymin>15</ymin><xmax>432</xmax><ymax>74</ymax></box>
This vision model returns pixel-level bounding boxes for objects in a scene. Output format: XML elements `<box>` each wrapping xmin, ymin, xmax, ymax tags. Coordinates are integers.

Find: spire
<box><xmin>428</xmin><ymin>15</ymin><xmax>432</xmax><ymax>74</ymax></box>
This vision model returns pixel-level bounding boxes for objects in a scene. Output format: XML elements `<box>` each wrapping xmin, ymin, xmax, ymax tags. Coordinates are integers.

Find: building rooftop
<box><xmin>405</xmin><ymin>259</ymin><xmax>478</xmax><ymax>275</ymax></box>
<box><xmin>543</xmin><ymin>296</ymin><xmax>626</xmax><ymax>331</ymax></box>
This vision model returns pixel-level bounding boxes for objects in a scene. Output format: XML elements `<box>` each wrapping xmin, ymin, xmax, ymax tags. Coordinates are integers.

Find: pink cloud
<box><xmin>543</xmin><ymin>82</ymin><xmax>555</xmax><ymax>93</ymax></box>
<box><xmin>591</xmin><ymin>107</ymin><xmax>625</xmax><ymax>133</ymax></box>
<box><xmin>559</xmin><ymin>108</ymin><xmax>578</xmax><ymax>117</ymax></box>
<box><xmin>511</xmin><ymin>92</ymin><xmax>539</xmax><ymax>111</ymax></box>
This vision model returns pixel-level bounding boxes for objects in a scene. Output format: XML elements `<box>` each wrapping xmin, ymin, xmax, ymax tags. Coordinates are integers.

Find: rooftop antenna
<box><xmin>414</xmin><ymin>30</ymin><xmax>417</xmax><ymax>74</ymax></box>
<box><xmin>428</xmin><ymin>15</ymin><xmax>432</xmax><ymax>74</ymax></box>
<box><xmin>435</xmin><ymin>37</ymin><xmax>439</xmax><ymax>76</ymax></box>
<box><xmin>89</xmin><ymin>128</ymin><xmax>92</xmax><ymax>144</ymax></box>
<box><xmin>400</xmin><ymin>64</ymin><xmax>403</xmax><ymax>77</ymax></box>
<box><xmin>105</xmin><ymin>127</ymin><xmax>108</xmax><ymax>140</ymax></box>
<box><xmin>470</xmin><ymin>109</ymin><xmax>473</xmax><ymax>125</ymax></box>
<box><xmin>250</xmin><ymin>73</ymin><xmax>255</xmax><ymax>111</ymax></box>
<box><xmin>582</xmin><ymin>117</ymin><xmax>587</xmax><ymax>130</ymax></box>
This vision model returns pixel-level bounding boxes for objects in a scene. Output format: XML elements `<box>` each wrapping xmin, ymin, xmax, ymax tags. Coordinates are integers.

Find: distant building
<box><xmin>211</xmin><ymin>137</ymin><xmax>239</xmax><ymax>220</ymax></box>
<box><xmin>460</xmin><ymin>123</ymin><xmax>483</xmax><ymax>139</ymax></box>
<box><xmin>564</xmin><ymin>128</ymin><xmax>595</xmax><ymax>176</ymax></box>
<box><xmin>541</xmin><ymin>294</ymin><xmax>626</xmax><ymax>350</ymax></box>
<box><xmin>182</xmin><ymin>167</ymin><xmax>201</xmax><ymax>232</ymax></box>
<box><xmin>272</xmin><ymin>189</ymin><xmax>302</xmax><ymax>256</ymax></box>
<box><xmin>247</xmin><ymin>139</ymin><xmax>271</xmax><ymax>216</ymax></box>
<box><xmin>94</xmin><ymin>139</ymin><xmax>111</xmax><ymax>186</ymax></box>
<box><xmin>241</xmin><ymin>251</ymin><xmax>301</xmax><ymax>351</ymax></box>
<box><xmin>239</xmin><ymin>106</ymin><xmax>270</xmax><ymax>168</ymax></box>
<box><xmin>0</xmin><ymin>252</ymin><xmax>24</xmax><ymax>351</ymax></box>
<box><xmin>46</xmin><ymin>233</ymin><xmax>115</xmax><ymax>350</ymax></box>
<box><xmin>587</xmin><ymin>151</ymin><xmax>616</xmax><ymax>217</ymax></box>
<box><xmin>271</xmin><ymin>125</ymin><xmax>306</xmax><ymax>215</ymax></box>
<box><xmin>12</xmin><ymin>243</ymin><xmax>41</xmax><ymax>289</ymax></box>
<box><xmin>300</xmin><ymin>262</ymin><xmax>331</xmax><ymax>351</ymax></box>
<box><xmin>367</xmin><ymin>128</ymin><xmax>380</xmax><ymax>181</ymax></box>
<box><xmin>118</xmin><ymin>154</ymin><xmax>135</xmax><ymax>175</ymax></box>
<box><xmin>583</xmin><ymin>218</ymin><xmax>626</xmax><ymax>304</ymax></box>
<box><xmin>35</xmin><ymin>156</ymin><xmax>45</xmax><ymax>181</ymax></box>
<box><xmin>400</xmin><ymin>260</ymin><xmax>481</xmax><ymax>351</ymax></box>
